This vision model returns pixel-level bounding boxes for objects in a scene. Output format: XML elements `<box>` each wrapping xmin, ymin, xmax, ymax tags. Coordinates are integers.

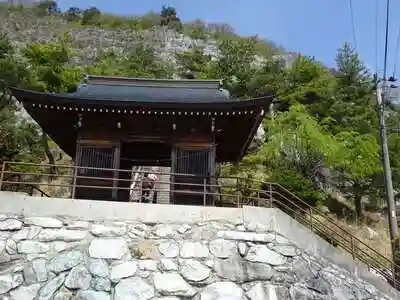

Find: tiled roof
<box><xmin>66</xmin><ymin>83</ymin><xmax>232</xmax><ymax>103</ymax></box>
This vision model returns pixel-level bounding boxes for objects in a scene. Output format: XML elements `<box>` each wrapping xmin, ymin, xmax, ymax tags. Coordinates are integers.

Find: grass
<box><xmin>315</xmin><ymin>211</ymin><xmax>392</xmax><ymax>267</ymax></box>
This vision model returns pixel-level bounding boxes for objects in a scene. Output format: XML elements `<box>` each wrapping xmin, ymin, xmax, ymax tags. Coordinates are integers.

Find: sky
<box><xmin>57</xmin><ymin>0</ymin><xmax>400</xmax><ymax>78</ymax></box>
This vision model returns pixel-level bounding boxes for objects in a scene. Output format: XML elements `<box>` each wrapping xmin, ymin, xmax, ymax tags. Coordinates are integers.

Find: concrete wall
<box><xmin>0</xmin><ymin>191</ymin><xmax>398</xmax><ymax>299</ymax></box>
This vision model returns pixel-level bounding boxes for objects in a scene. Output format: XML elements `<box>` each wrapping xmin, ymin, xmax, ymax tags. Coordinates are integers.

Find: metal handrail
<box><xmin>0</xmin><ymin>161</ymin><xmax>399</xmax><ymax>288</ymax></box>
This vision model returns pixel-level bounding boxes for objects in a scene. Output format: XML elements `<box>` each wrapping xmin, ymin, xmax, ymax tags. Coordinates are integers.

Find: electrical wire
<box><xmin>375</xmin><ymin>0</ymin><xmax>379</xmax><ymax>77</ymax></box>
<box><xmin>349</xmin><ymin>0</ymin><xmax>358</xmax><ymax>50</ymax></box>
<box><xmin>393</xmin><ymin>22</ymin><xmax>400</xmax><ymax>78</ymax></box>
<box><xmin>383</xmin><ymin>0</ymin><xmax>390</xmax><ymax>82</ymax></box>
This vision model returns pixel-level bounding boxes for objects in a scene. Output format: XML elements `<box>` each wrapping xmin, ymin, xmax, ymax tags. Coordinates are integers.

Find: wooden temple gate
<box><xmin>11</xmin><ymin>75</ymin><xmax>271</xmax><ymax>205</ymax></box>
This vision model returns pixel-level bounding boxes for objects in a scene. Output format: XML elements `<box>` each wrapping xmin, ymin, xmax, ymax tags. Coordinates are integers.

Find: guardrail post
<box><xmin>350</xmin><ymin>236</ymin><xmax>356</xmax><ymax>260</ymax></box>
<box><xmin>0</xmin><ymin>161</ymin><xmax>5</xmax><ymax>191</ymax></box>
<box><xmin>236</xmin><ymin>178</ymin><xmax>240</xmax><ymax>207</ymax></box>
<box><xmin>203</xmin><ymin>178</ymin><xmax>207</xmax><ymax>206</ymax></box>
<box><xmin>309</xmin><ymin>208</ymin><xmax>313</xmax><ymax>231</ymax></box>
<box><xmin>269</xmin><ymin>183</ymin><xmax>273</xmax><ymax>208</ymax></box>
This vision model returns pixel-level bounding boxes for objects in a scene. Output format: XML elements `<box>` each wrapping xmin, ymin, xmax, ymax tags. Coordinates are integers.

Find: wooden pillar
<box><xmin>71</xmin><ymin>140</ymin><xmax>82</xmax><ymax>199</ymax></box>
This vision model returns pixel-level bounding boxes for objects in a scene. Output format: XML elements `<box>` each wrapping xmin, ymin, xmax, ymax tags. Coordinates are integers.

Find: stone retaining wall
<box><xmin>0</xmin><ymin>214</ymin><xmax>395</xmax><ymax>300</ymax></box>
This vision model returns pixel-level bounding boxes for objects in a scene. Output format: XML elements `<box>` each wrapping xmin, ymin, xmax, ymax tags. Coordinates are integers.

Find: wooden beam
<box><xmin>238</xmin><ymin>109</ymin><xmax>265</xmax><ymax>159</ymax></box>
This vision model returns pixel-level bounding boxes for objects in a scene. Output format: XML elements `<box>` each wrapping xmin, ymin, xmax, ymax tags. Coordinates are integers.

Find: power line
<box><xmin>375</xmin><ymin>0</ymin><xmax>379</xmax><ymax>76</ymax></box>
<box><xmin>393</xmin><ymin>22</ymin><xmax>400</xmax><ymax>78</ymax></box>
<box><xmin>349</xmin><ymin>0</ymin><xmax>358</xmax><ymax>50</ymax></box>
<box><xmin>383</xmin><ymin>0</ymin><xmax>390</xmax><ymax>81</ymax></box>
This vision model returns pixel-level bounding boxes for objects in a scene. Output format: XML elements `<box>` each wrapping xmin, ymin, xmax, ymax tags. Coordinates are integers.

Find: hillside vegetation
<box><xmin>0</xmin><ymin>1</ymin><xmax>399</xmax><ymax>255</ymax></box>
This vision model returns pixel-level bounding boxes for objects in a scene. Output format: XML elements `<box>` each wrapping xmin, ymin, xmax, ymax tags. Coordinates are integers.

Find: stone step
<box><xmin>156</xmin><ymin>167</ymin><xmax>170</xmax><ymax>205</ymax></box>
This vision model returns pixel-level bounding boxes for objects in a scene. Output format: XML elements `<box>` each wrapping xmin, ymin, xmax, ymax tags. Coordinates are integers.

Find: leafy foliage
<box><xmin>0</xmin><ymin>4</ymin><xmax>395</xmax><ymax>222</ymax></box>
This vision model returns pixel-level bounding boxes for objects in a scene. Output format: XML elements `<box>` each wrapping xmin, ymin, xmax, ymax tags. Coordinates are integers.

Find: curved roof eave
<box><xmin>10</xmin><ymin>87</ymin><xmax>274</xmax><ymax>110</ymax></box>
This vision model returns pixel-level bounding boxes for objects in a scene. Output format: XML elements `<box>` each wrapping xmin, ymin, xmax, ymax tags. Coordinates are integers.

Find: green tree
<box><xmin>87</xmin><ymin>44</ymin><xmax>173</xmax><ymax>79</ymax></box>
<box><xmin>81</xmin><ymin>7</ymin><xmax>101</xmax><ymax>26</ymax></box>
<box><xmin>334</xmin><ymin>131</ymin><xmax>382</xmax><ymax>220</ymax></box>
<box><xmin>330</xmin><ymin>43</ymin><xmax>376</xmax><ymax>134</ymax></box>
<box><xmin>35</xmin><ymin>1</ymin><xmax>59</xmax><ymax>15</ymax></box>
<box><xmin>65</xmin><ymin>7</ymin><xmax>83</xmax><ymax>21</ymax></box>
<box><xmin>174</xmin><ymin>47</ymin><xmax>213</xmax><ymax>79</ymax></box>
<box><xmin>258</xmin><ymin>104</ymin><xmax>341</xmax><ymax>205</ymax></box>
<box><xmin>210</xmin><ymin>37</ymin><xmax>258</xmax><ymax>97</ymax></box>
<box><xmin>274</xmin><ymin>55</ymin><xmax>335</xmax><ymax>114</ymax></box>
<box><xmin>160</xmin><ymin>5</ymin><xmax>181</xmax><ymax>31</ymax></box>
<box><xmin>24</xmin><ymin>36</ymin><xmax>81</xmax><ymax>92</ymax></box>
<box><xmin>22</xmin><ymin>38</ymin><xmax>82</xmax><ymax>175</ymax></box>
<box><xmin>0</xmin><ymin>32</ymin><xmax>44</xmax><ymax>186</ymax></box>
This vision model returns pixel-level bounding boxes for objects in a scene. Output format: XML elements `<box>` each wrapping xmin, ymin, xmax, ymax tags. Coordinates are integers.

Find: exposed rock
<box><xmin>37</xmin><ymin>273</ymin><xmax>66</xmax><ymax>300</ymax></box>
<box><xmin>91</xmin><ymin>277</ymin><xmax>111</xmax><ymax>292</ymax></box>
<box><xmin>289</xmin><ymin>284</ymin><xmax>326</xmax><ymax>299</ymax></box>
<box><xmin>214</xmin><ymin>257</ymin><xmax>274</xmax><ymax>283</ymax></box>
<box><xmin>0</xmin><ymin>232</ymin><xmax>10</xmax><ymax>240</ymax></box>
<box><xmin>237</xmin><ymin>242</ymin><xmax>248</xmax><ymax>257</ymax></box>
<box><xmin>88</xmin><ymin>259</ymin><xmax>109</xmax><ymax>278</ymax></box>
<box><xmin>54</xmin><ymin>289</ymin><xmax>73</xmax><ymax>300</ymax></box>
<box><xmin>366</xmin><ymin>227</ymin><xmax>379</xmax><ymax>240</ymax></box>
<box><xmin>269</xmin><ymin>244</ymin><xmax>298</xmax><ymax>257</ymax></box>
<box><xmin>159</xmin><ymin>259</ymin><xmax>178</xmax><ymax>271</ymax></box>
<box><xmin>217</xmin><ymin>230</ymin><xmax>286</xmax><ymax>243</ymax></box>
<box><xmin>138</xmin><ymin>259</ymin><xmax>158</xmax><ymax>271</ymax></box>
<box><xmin>154</xmin><ymin>224</ymin><xmax>175</xmax><ymax>237</ymax></box>
<box><xmin>24</xmin><ymin>258</ymin><xmax>48</xmax><ymax>283</ymax></box>
<box><xmin>190</xmin><ymin>226</ymin><xmax>217</xmax><ymax>240</ymax></box>
<box><xmin>12</xmin><ymin>226</ymin><xmax>41</xmax><ymax>241</ymax></box>
<box><xmin>199</xmin><ymin>282</ymin><xmax>244</xmax><ymax>300</ymax></box>
<box><xmin>110</xmin><ymin>261</ymin><xmax>138</xmax><ymax>282</ymax></box>
<box><xmin>0</xmin><ymin>240</ymin><xmax>5</xmax><ymax>253</ymax></box>
<box><xmin>25</xmin><ymin>217</ymin><xmax>63</xmax><ymax>228</ymax></box>
<box><xmin>66</xmin><ymin>221</ymin><xmax>90</xmax><ymax>229</ymax></box>
<box><xmin>208</xmin><ymin>239</ymin><xmax>237</xmax><ymax>258</ymax></box>
<box><xmin>177</xmin><ymin>224</ymin><xmax>190</xmax><ymax>234</ymax></box>
<box><xmin>32</xmin><ymin>259</ymin><xmax>47</xmax><ymax>281</ymax></box>
<box><xmin>154</xmin><ymin>272</ymin><xmax>196</xmax><ymax>297</ymax></box>
<box><xmin>180</xmin><ymin>259</ymin><xmax>210</xmax><ymax>282</ymax></box>
<box><xmin>47</xmin><ymin>250</ymin><xmax>85</xmax><ymax>273</ymax></box>
<box><xmin>17</xmin><ymin>241</ymin><xmax>49</xmax><ymax>254</ymax></box>
<box><xmin>9</xmin><ymin>283</ymin><xmax>41</xmax><ymax>300</ymax></box>
<box><xmin>0</xmin><ymin>273</ymin><xmax>23</xmax><ymax>294</ymax></box>
<box><xmin>180</xmin><ymin>241</ymin><xmax>209</xmax><ymax>258</ymax></box>
<box><xmin>246</xmin><ymin>222</ymin><xmax>268</xmax><ymax>232</ymax></box>
<box><xmin>65</xmin><ymin>264</ymin><xmax>91</xmax><ymax>290</ymax></box>
<box><xmin>75</xmin><ymin>290</ymin><xmax>110</xmax><ymax>300</ymax></box>
<box><xmin>0</xmin><ymin>219</ymin><xmax>23</xmax><ymax>231</ymax></box>
<box><xmin>158</xmin><ymin>240</ymin><xmax>179</xmax><ymax>258</ymax></box>
<box><xmin>5</xmin><ymin>239</ymin><xmax>17</xmax><ymax>255</ymax></box>
<box><xmin>24</xmin><ymin>264</ymin><xmax>37</xmax><ymax>285</ymax></box>
<box><xmin>114</xmin><ymin>277</ymin><xmax>154</xmax><ymax>300</ymax></box>
<box><xmin>48</xmin><ymin>241</ymin><xmax>68</xmax><ymax>253</ymax></box>
<box><xmin>246</xmin><ymin>245</ymin><xmax>286</xmax><ymax>266</ymax></box>
<box><xmin>89</xmin><ymin>238</ymin><xmax>129</xmax><ymax>259</ymax></box>
<box><xmin>91</xmin><ymin>224</ymin><xmax>126</xmax><ymax>237</ymax></box>
<box><xmin>0</xmin><ymin>216</ymin><xmax>393</xmax><ymax>300</ymax></box>
<box><xmin>36</xmin><ymin>229</ymin><xmax>87</xmax><ymax>242</ymax></box>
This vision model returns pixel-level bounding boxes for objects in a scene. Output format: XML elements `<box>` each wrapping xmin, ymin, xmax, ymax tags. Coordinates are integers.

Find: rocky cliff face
<box><xmin>0</xmin><ymin>214</ymin><xmax>394</xmax><ymax>299</ymax></box>
<box><xmin>0</xmin><ymin>9</ymin><xmax>220</xmax><ymax>66</ymax></box>
<box><xmin>0</xmin><ymin>8</ymin><xmax>284</xmax><ymax>68</ymax></box>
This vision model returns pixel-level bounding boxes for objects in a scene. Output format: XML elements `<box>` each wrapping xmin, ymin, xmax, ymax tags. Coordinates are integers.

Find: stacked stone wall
<box><xmin>0</xmin><ymin>214</ymin><xmax>394</xmax><ymax>299</ymax></box>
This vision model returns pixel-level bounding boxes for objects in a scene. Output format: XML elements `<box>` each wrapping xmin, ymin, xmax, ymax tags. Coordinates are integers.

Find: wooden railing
<box><xmin>0</xmin><ymin>161</ymin><xmax>399</xmax><ymax>289</ymax></box>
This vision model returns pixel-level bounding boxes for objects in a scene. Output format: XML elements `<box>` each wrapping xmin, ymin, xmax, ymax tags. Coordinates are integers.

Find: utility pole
<box><xmin>377</xmin><ymin>81</ymin><xmax>400</xmax><ymax>283</ymax></box>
